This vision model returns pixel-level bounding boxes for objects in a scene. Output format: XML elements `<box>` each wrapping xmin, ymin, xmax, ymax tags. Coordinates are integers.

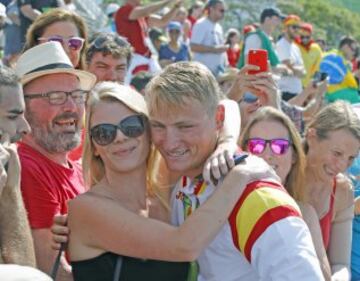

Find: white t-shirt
<box><xmin>171</xmin><ymin>177</ymin><xmax>324</xmax><ymax>281</ymax></box>
<box><xmin>190</xmin><ymin>17</ymin><xmax>227</xmax><ymax>76</ymax></box>
<box><xmin>276</xmin><ymin>37</ymin><xmax>304</xmax><ymax>94</ymax></box>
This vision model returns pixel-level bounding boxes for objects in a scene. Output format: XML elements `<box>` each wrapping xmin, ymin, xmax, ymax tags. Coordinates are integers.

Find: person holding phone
<box><xmin>276</xmin><ymin>15</ymin><xmax>306</xmax><ymax>101</ymax></box>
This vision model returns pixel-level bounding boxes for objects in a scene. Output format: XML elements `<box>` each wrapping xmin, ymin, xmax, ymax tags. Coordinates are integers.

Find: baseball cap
<box><xmin>283</xmin><ymin>14</ymin><xmax>301</xmax><ymax>26</ymax></box>
<box><xmin>260</xmin><ymin>8</ymin><xmax>286</xmax><ymax>21</ymax></box>
<box><xmin>149</xmin><ymin>28</ymin><xmax>167</xmax><ymax>42</ymax></box>
<box><xmin>167</xmin><ymin>21</ymin><xmax>182</xmax><ymax>32</ymax></box>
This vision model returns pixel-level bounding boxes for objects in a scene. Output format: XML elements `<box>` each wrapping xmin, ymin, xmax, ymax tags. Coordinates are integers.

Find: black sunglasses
<box><xmin>90</xmin><ymin>115</ymin><xmax>147</xmax><ymax>146</ymax></box>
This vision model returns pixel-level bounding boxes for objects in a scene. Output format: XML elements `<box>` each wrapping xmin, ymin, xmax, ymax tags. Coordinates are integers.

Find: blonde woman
<box><xmin>239</xmin><ymin>106</ymin><xmax>331</xmax><ymax>280</ymax></box>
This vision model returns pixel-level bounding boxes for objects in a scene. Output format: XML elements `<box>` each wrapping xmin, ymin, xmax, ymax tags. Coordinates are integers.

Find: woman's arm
<box><xmin>298</xmin><ymin>202</ymin><xmax>332</xmax><ymax>281</ymax></box>
<box><xmin>68</xmin><ymin>156</ymin><xmax>277</xmax><ymax>262</ymax></box>
<box><xmin>328</xmin><ymin>176</ymin><xmax>354</xmax><ymax>281</ymax></box>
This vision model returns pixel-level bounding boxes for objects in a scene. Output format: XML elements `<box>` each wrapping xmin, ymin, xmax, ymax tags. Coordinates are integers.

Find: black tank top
<box><xmin>71</xmin><ymin>252</ymin><xmax>190</xmax><ymax>281</ymax></box>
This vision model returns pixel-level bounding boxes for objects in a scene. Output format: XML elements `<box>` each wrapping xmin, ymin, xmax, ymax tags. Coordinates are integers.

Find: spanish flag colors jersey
<box><xmin>171</xmin><ymin>177</ymin><xmax>324</xmax><ymax>281</ymax></box>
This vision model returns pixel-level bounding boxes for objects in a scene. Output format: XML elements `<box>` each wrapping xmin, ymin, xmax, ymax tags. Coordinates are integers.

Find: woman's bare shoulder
<box><xmin>334</xmin><ymin>173</ymin><xmax>354</xmax><ymax>211</ymax></box>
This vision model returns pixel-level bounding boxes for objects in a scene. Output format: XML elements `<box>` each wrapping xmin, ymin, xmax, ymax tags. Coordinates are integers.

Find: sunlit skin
<box><xmin>22</xmin><ymin>74</ymin><xmax>82</xmax><ymax>165</ymax></box>
<box><xmin>247</xmin><ymin>120</ymin><xmax>294</xmax><ymax>183</ymax></box>
<box><xmin>0</xmin><ymin>85</ymin><xmax>31</xmax><ymax>143</ymax></box>
<box><xmin>91</xmin><ymin>101</ymin><xmax>150</xmax><ymax>174</ymax></box>
<box><xmin>238</xmin><ymin>99</ymin><xmax>261</xmax><ymax>129</ymax></box>
<box><xmin>149</xmin><ymin>98</ymin><xmax>223</xmax><ymax>178</ymax></box>
<box><xmin>87</xmin><ymin>53</ymin><xmax>128</xmax><ymax>84</ymax></box>
<box><xmin>306</xmin><ymin>129</ymin><xmax>360</xmax><ymax>185</ymax></box>
<box><xmin>38</xmin><ymin>21</ymin><xmax>82</xmax><ymax>67</ymax></box>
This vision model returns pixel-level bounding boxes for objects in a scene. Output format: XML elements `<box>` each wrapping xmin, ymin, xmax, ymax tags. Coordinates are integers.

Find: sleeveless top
<box><xmin>71</xmin><ymin>252</ymin><xmax>189</xmax><ymax>281</ymax></box>
<box><xmin>319</xmin><ymin>178</ymin><xmax>336</xmax><ymax>249</ymax></box>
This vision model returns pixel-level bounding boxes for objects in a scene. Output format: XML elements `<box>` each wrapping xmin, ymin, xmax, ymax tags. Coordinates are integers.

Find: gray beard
<box><xmin>31</xmin><ymin>126</ymin><xmax>81</xmax><ymax>153</ymax></box>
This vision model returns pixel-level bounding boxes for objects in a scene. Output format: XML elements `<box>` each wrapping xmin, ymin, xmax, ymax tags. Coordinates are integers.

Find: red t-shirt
<box><xmin>18</xmin><ymin>142</ymin><xmax>85</xmax><ymax>229</ymax></box>
<box><xmin>227</xmin><ymin>46</ymin><xmax>241</xmax><ymax>68</ymax></box>
<box><xmin>115</xmin><ymin>3</ymin><xmax>150</xmax><ymax>56</ymax></box>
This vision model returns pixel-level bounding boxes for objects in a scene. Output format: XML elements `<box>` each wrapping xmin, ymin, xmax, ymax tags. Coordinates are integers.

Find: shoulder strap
<box><xmin>113</xmin><ymin>255</ymin><xmax>123</xmax><ymax>281</ymax></box>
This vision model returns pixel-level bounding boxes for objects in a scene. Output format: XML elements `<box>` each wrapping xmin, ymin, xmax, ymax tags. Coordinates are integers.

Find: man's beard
<box><xmin>27</xmin><ymin>111</ymin><xmax>81</xmax><ymax>153</ymax></box>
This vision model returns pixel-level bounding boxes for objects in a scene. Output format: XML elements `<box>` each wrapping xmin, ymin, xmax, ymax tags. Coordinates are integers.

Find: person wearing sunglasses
<box><xmin>239</xmin><ymin>106</ymin><xmax>333</xmax><ymax>280</ymax></box>
<box><xmin>276</xmin><ymin>14</ymin><xmax>306</xmax><ymax>101</ymax></box>
<box><xmin>303</xmin><ymin>101</ymin><xmax>360</xmax><ymax>281</ymax></box>
<box><xmin>24</xmin><ymin>8</ymin><xmax>88</xmax><ymax>70</ymax></box>
<box><xmin>66</xmin><ymin>81</ymin><xmax>273</xmax><ymax>281</ymax></box>
<box><xmin>295</xmin><ymin>22</ymin><xmax>323</xmax><ymax>88</ymax></box>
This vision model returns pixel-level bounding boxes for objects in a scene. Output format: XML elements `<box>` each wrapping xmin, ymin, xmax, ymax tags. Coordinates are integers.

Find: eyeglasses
<box><xmin>90</xmin><ymin>115</ymin><xmax>147</xmax><ymax>146</ymax></box>
<box><xmin>301</xmin><ymin>35</ymin><xmax>311</xmax><ymax>41</ymax></box>
<box><xmin>24</xmin><ymin>90</ymin><xmax>88</xmax><ymax>105</ymax></box>
<box><xmin>247</xmin><ymin>138</ymin><xmax>292</xmax><ymax>155</ymax></box>
<box><xmin>38</xmin><ymin>36</ymin><xmax>85</xmax><ymax>51</ymax></box>
<box><xmin>289</xmin><ymin>25</ymin><xmax>300</xmax><ymax>30</ymax></box>
<box><xmin>90</xmin><ymin>33</ymin><xmax>129</xmax><ymax>50</ymax></box>
<box><xmin>239</xmin><ymin>92</ymin><xmax>258</xmax><ymax>104</ymax></box>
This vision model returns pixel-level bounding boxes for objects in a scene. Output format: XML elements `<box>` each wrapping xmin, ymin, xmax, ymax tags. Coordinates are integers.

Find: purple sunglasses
<box><xmin>38</xmin><ymin>36</ymin><xmax>85</xmax><ymax>51</ymax></box>
<box><xmin>247</xmin><ymin>138</ymin><xmax>291</xmax><ymax>155</ymax></box>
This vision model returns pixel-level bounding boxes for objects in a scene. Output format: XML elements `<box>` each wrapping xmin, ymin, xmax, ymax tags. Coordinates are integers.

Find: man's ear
<box><xmin>215</xmin><ymin>104</ymin><xmax>225</xmax><ymax>129</ymax></box>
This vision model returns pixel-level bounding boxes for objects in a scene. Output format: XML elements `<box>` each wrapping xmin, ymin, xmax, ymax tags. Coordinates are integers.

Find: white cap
<box><xmin>106</xmin><ymin>3</ymin><xmax>120</xmax><ymax>16</ymax></box>
<box><xmin>0</xmin><ymin>3</ymin><xmax>6</xmax><ymax>18</ymax></box>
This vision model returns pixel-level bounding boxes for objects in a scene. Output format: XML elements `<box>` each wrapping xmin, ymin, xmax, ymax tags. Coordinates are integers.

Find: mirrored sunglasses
<box><xmin>247</xmin><ymin>138</ymin><xmax>291</xmax><ymax>155</ymax></box>
<box><xmin>90</xmin><ymin>115</ymin><xmax>147</xmax><ymax>146</ymax></box>
<box><xmin>38</xmin><ymin>36</ymin><xmax>85</xmax><ymax>51</ymax></box>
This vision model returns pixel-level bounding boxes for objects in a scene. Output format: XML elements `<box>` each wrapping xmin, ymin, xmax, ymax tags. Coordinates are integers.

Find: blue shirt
<box><xmin>348</xmin><ymin>156</ymin><xmax>360</xmax><ymax>281</ymax></box>
<box><xmin>159</xmin><ymin>43</ymin><xmax>190</xmax><ymax>62</ymax></box>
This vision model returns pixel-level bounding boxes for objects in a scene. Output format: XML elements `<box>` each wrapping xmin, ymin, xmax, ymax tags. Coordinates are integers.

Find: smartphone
<box><xmin>312</xmin><ymin>71</ymin><xmax>328</xmax><ymax>83</ymax></box>
<box><xmin>247</xmin><ymin>49</ymin><xmax>268</xmax><ymax>74</ymax></box>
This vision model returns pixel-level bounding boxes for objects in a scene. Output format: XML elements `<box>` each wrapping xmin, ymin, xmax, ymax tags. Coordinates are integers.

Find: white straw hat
<box><xmin>15</xmin><ymin>42</ymin><xmax>96</xmax><ymax>90</ymax></box>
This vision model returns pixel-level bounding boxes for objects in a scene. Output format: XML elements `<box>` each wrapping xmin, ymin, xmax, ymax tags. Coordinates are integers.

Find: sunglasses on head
<box><xmin>90</xmin><ymin>115</ymin><xmax>147</xmax><ymax>146</ymax></box>
<box><xmin>247</xmin><ymin>138</ymin><xmax>291</xmax><ymax>155</ymax></box>
<box><xmin>38</xmin><ymin>36</ymin><xmax>85</xmax><ymax>51</ymax></box>
<box><xmin>91</xmin><ymin>33</ymin><xmax>129</xmax><ymax>50</ymax></box>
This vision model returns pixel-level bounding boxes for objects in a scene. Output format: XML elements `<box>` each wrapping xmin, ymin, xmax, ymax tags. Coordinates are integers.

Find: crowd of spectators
<box><xmin>0</xmin><ymin>0</ymin><xmax>359</xmax><ymax>281</ymax></box>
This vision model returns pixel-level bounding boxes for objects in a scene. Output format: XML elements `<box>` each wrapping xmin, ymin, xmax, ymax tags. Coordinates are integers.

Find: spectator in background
<box><xmin>101</xmin><ymin>3</ymin><xmax>119</xmax><ymax>33</ymax></box>
<box><xmin>238</xmin><ymin>7</ymin><xmax>284</xmax><ymax>69</ymax></box>
<box><xmin>3</xmin><ymin>0</ymin><xmax>22</xmax><ymax>67</ymax></box>
<box><xmin>148</xmin><ymin>27</ymin><xmax>167</xmax><ymax>54</ymax></box>
<box><xmin>320</xmin><ymin>36</ymin><xmax>360</xmax><ymax>104</ymax></box>
<box><xmin>115</xmin><ymin>0</ymin><xmax>182</xmax><ymax>84</ymax></box>
<box><xmin>85</xmin><ymin>32</ymin><xmax>132</xmax><ymax>85</ymax></box>
<box><xmin>190</xmin><ymin>0</ymin><xmax>228</xmax><ymax>76</ymax></box>
<box><xmin>276</xmin><ymin>14</ymin><xmax>306</xmax><ymax>101</ymax></box>
<box><xmin>173</xmin><ymin>6</ymin><xmax>191</xmax><ymax>42</ymax></box>
<box><xmin>295</xmin><ymin>22</ymin><xmax>323</xmax><ymax>87</ymax></box>
<box><xmin>17</xmin><ymin>0</ymin><xmax>60</xmax><ymax>46</ymax></box>
<box><xmin>187</xmin><ymin>0</ymin><xmax>203</xmax><ymax>37</ymax></box>
<box><xmin>225</xmin><ymin>28</ymin><xmax>241</xmax><ymax>67</ymax></box>
<box><xmin>14</xmin><ymin>42</ymin><xmax>96</xmax><ymax>279</ymax></box>
<box><xmin>159</xmin><ymin>21</ymin><xmax>191</xmax><ymax>68</ymax></box>
<box><xmin>130</xmin><ymin>71</ymin><xmax>153</xmax><ymax>95</ymax></box>
<box><xmin>23</xmin><ymin>8</ymin><xmax>88</xmax><ymax>70</ymax></box>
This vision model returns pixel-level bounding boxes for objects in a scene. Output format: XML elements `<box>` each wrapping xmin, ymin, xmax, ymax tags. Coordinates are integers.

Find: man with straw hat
<box><xmin>14</xmin><ymin>41</ymin><xmax>96</xmax><ymax>279</ymax></box>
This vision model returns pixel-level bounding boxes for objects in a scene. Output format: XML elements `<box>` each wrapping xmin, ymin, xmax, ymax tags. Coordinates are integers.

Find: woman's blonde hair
<box><xmin>82</xmin><ymin>82</ymin><xmax>170</xmax><ymax>209</ymax></box>
<box><xmin>304</xmin><ymin>100</ymin><xmax>360</xmax><ymax>152</ymax></box>
<box><xmin>24</xmin><ymin>8</ymin><xmax>88</xmax><ymax>70</ymax></box>
<box><xmin>239</xmin><ymin>107</ymin><xmax>307</xmax><ymax>202</ymax></box>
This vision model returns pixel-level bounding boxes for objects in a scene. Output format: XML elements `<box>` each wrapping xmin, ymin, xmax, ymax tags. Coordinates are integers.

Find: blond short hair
<box><xmin>145</xmin><ymin>61</ymin><xmax>224</xmax><ymax>116</ymax></box>
<box><xmin>239</xmin><ymin>107</ymin><xmax>307</xmax><ymax>202</ymax></box>
<box><xmin>305</xmin><ymin>100</ymin><xmax>360</xmax><ymax>152</ymax></box>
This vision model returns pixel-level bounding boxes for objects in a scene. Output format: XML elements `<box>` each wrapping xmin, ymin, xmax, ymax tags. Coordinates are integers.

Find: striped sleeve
<box><xmin>228</xmin><ymin>180</ymin><xmax>302</xmax><ymax>263</ymax></box>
